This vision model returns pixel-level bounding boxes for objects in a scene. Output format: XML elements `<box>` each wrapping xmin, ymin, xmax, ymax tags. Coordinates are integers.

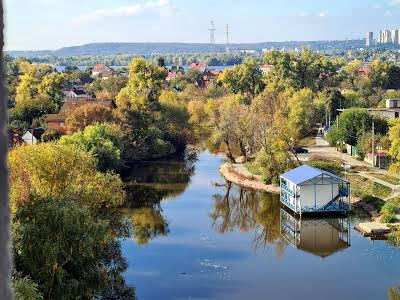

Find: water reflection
<box><xmin>389</xmin><ymin>286</ymin><xmax>400</xmax><ymax>300</ymax></box>
<box><xmin>280</xmin><ymin>209</ymin><xmax>351</xmax><ymax>258</ymax></box>
<box><xmin>123</xmin><ymin>149</ymin><xmax>198</xmax><ymax>245</ymax></box>
<box><xmin>210</xmin><ymin>183</ymin><xmax>287</xmax><ymax>255</ymax></box>
<box><xmin>211</xmin><ymin>182</ymin><xmax>352</xmax><ymax>258</ymax></box>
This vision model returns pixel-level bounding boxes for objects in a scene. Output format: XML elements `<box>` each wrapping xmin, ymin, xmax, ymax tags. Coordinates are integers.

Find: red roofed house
<box><xmin>196</xmin><ymin>69</ymin><xmax>221</xmax><ymax>88</ymax></box>
<box><xmin>92</xmin><ymin>64</ymin><xmax>112</xmax><ymax>76</ymax></box>
<box><xmin>359</xmin><ymin>68</ymin><xmax>370</xmax><ymax>78</ymax></box>
<box><xmin>190</xmin><ymin>63</ymin><xmax>207</xmax><ymax>72</ymax></box>
<box><xmin>261</xmin><ymin>64</ymin><xmax>273</xmax><ymax>75</ymax></box>
<box><xmin>45</xmin><ymin>98</ymin><xmax>117</xmax><ymax>133</ymax></box>
<box><xmin>99</xmin><ymin>69</ymin><xmax>117</xmax><ymax>80</ymax></box>
<box><xmin>166</xmin><ymin>72</ymin><xmax>178</xmax><ymax>82</ymax></box>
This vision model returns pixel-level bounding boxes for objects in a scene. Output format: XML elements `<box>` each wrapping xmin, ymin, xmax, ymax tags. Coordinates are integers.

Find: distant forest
<box><xmin>8</xmin><ymin>40</ymin><xmax>365</xmax><ymax>57</ymax></box>
<box><xmin>6</xmin><ymin>40</ymin><xmax>366</xmax><ymax>67</ymax></box>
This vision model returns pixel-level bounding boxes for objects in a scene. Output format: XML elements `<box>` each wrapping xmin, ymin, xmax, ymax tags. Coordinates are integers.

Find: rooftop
<box><xmin>281</xmin><ymin>165</ymin><xmax>348</xmax><ymax>185</ymax></box>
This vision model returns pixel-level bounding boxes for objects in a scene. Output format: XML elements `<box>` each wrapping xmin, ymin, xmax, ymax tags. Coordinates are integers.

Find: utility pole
<box><xmin>209</xmin><ymin>20</ymin><xmax>216</xmax><ymax>44</ymax></box>
<box><xmin>372</xmin><ymin>120</ymin><xmax>375</xmax><ymax>167</ymax></box>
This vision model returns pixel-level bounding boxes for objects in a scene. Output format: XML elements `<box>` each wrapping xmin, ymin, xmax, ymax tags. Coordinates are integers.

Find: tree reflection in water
<box><xmin>210</xmin><ymin>183</ymin><xmax>287</xmax><ymax>256</ymax></box>
<box><xmin>389</xmin><ymin>286</ymin><xmax>400</xmax><ymax>300</ymax></box>
<box><xmin>123</xmin><ymin>149</ymin><xmax>198</xmax><ymax>245</ymax></box>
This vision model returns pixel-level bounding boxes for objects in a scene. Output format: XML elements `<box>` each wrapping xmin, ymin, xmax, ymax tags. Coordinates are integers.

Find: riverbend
<box><xmin>122</xmin><ymin>149</ymin><xmax>400</xmax><ymax>300</ymax></box>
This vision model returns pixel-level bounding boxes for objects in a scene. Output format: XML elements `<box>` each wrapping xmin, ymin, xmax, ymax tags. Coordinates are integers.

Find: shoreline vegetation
<box><xmin>219</xmin><ymin>162</ymin><xmax>280</xmax><ymax>194</ymax></box>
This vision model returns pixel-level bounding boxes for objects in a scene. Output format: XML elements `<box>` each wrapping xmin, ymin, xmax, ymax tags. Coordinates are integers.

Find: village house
<box><xmin>98</xmin><ymin>69</ymin><xmax>117</xmax><ymax>80</ymax></box>
<box><xmin>21</xmin><ymin>128</ymin><xmax>45</xmax><ymax>145</ymax></box>
<box><xmin>280</xmin><ymin>165</ymin><xmax>351</xmax><ymax>215</ymax></box>
<box><xmin>45</xmin><ymin>98</ymin><xmax>117</xmax><ymax>133</ymax></box>
<box><xmin>359</xmin><ymin>67</ymin><xmax>370</xmax><ymax>78</ymax></box>
<box><xmin>92</xmin><ymin>64</ymin><xmax>112</xmax><ymax>76</ymax></box>
<box><xmin>196</xmin><ymin>69</ymin><xmax>221</xmax><ymax>88</ymax></box>
<box><xmin>63</xmin><ymin>89</ymin><xmax>88</xmax><ymax>99</ymax></box>
<box><xmin>190</xmin><ymin>62</ymin><xmax>207</xmax><ymax>72</ymax></box>
<box><xmin>166</xmin><ymin>71</ymin><xmax>178</xmax><ymax>82</ymax></box>
<box><xmin>261</xmin><ymin>64</ymin><xmax>273</xmax><ymax>75</ymax></box>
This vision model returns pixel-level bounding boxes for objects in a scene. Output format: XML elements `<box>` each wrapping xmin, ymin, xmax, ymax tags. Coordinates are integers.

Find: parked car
<box><xmin>295</xmin><ymin>147</ymin><xmax>309</xmax><ymax>154</ymax></box>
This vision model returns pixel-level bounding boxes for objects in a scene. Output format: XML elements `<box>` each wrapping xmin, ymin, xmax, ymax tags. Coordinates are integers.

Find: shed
<box><xmin>280</xmin><ymin>165</ymin><xmax>350</xmax><ymax>214</ymax></box>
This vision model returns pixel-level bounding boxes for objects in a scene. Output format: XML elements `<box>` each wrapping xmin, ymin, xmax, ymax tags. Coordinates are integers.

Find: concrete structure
<box><xmin>280</xmin><ymin>165</ymin><xmax>351</xmax><ymax>215</ymax></box>
<box><xmin>366</xmin><ymin>32</ymin><xmax>374</xmax><ymax>47</ymax></box>
<box><xmin>392</xmin><ymin>29</ymin><xmax>400</xmax><ymax>44</ymax></box>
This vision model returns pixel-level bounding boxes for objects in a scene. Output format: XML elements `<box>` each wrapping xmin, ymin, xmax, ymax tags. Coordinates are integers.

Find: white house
<box><xmin>280</xmin><ymin>165</ymin><xmax>351</xmax><ymax>214</ymax></box>
<box><xmin>64</xmin><ymin>89</ymin><xmax>88</xmax><ymax>99</ymax></box>
<box><xmin>21</xmin><ymin>128</ymin><xmax>44</xmax><ymax>145</ymax></box>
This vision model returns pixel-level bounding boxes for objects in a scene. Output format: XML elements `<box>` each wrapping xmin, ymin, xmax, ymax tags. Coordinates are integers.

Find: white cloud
<box><xmin>299</xmin><ymin>11</ymin><xmax>327</xmax><ymax>18</ymax></box>
<box><xmin>389</xmin><ymin>0</ymin><xmax>400</xmax><ymax>6</ymax></box>
<box><xmin>75</xmin><ymin>0</ymin><xmax>172</xmax><ymax>23</ymax></box>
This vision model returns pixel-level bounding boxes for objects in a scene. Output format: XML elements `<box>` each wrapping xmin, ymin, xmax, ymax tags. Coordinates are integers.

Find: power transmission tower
<box><xmin>209</xmin><ymin>20</ymin><xmax>216</xmax><ymax>44</ymax></box>
<box><xmin>225</xmin><ymin>24</ymin><xmax>230</xmax><ymax>52</ymax></box>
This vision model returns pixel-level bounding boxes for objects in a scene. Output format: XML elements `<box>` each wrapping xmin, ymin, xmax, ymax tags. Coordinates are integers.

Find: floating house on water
<box><xmin>280</xmin><ymin>165</ymin><xmax>351</xmax><ymax>215</ymax></box>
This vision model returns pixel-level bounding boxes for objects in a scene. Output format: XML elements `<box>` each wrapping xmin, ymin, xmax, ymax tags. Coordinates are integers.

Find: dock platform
<box><xmin>355</xmin><ymin>222</ymin><xmax>390</xmax><ymax>238</ymax></box>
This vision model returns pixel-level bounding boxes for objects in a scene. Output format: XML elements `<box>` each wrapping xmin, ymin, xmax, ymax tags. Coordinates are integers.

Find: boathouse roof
<box><xmin>281</xmin><ymin>165</ymin><xmax>349</xmax><ymax>185</ymax></box>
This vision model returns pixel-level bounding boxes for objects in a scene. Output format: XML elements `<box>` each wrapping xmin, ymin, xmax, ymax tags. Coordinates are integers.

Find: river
<box><xmin>121</xmin><ymin>148</ymin><xmax>400</xmax><ymax>300</ymax></box>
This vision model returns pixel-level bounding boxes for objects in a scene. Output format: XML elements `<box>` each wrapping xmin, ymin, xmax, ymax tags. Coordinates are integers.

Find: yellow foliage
<box><xmin>8</xmin><ymin>143</ymin><xmax>125</xmax><ymax>215</ymax></box>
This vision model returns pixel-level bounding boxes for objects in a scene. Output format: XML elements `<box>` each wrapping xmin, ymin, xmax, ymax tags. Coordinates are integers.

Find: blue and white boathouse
<box><xmin>280</xmin><ymin>165</ymin><xmax>351</xmax><ymax>214</ymax></box>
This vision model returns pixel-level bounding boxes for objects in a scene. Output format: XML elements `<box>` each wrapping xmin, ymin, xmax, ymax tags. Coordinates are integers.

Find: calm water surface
<box><xmin>121</xmin><ymin>149</ymin><xmax>400</xmax><ymax>300</ymax></box>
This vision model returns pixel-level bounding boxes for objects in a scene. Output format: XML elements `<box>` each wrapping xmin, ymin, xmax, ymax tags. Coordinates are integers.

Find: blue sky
<box><xmin>5</xmin><ymin>0</ymin><xmax>400</xmax><ymax>50</ymax></box>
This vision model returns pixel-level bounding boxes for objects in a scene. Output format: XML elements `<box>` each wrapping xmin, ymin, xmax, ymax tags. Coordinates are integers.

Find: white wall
<box><xmin>22</xmin><ymin>132</ymin><xmax>37</xmax><ymax>145</ymax></box>
<box><xmin>299</xmin><ymin>177</ymin><xmax>339</xmax><ymax>209</ymax></box>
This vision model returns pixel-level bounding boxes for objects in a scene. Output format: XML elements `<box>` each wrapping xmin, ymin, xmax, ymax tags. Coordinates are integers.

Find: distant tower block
<box><xmin>225</xmin><ymin>24</ymin><xmax>230</xmax><ymax>52</ymax></box>
<box><xmin>209</xmin><ymin>20</ymin><xmax>216</xmax><ymax>44</ymax></box>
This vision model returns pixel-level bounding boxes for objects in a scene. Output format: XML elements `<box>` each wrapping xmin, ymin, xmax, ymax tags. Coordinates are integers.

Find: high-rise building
<box><xmin>384</xmin><ymin>30</ymin><xmax>392</xmax><ymax>44</ymax></box>
<box><xmin>379</xmin><ymin>31</ymin><xmax>383</xmax><ymax>44</ymax></box>
<box><xmin>392</xmin><ymin>29</ymin><xmax>400</xmax><ymax>44</ymax></box>
<box><xmin>366</xmin><ymin>32</ymin><xmax>374</xmax><ymax>47</ymax></box>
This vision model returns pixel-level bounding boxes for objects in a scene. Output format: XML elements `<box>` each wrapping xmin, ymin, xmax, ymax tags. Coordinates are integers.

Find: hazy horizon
<box><xmin>5</xmin><ymin>0</ymin><xmax>400</xmax><ymax>51</ymax></box>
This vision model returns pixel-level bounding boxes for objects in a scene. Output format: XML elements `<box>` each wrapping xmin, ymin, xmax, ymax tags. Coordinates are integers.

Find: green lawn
<box><xmin>369</xmin><ymin>173</ymin><xmax>400</xmax><ymax>186</ymax></box>
<box><xmin>346</xmin><ymin>174</ymin><xmax>392</xmax><ymax>199</ymax></box>
<box><xmin>388</xmin><ymin>197</ymin><xmax>400</xmax><ymax>208</ymax></box>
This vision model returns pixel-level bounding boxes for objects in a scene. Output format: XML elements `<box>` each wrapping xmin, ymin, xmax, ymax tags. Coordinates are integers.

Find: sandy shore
<box><xmin>219</xmin><ymin>163</ymin><xmax>280</xmax><ymax>194</ymax></box>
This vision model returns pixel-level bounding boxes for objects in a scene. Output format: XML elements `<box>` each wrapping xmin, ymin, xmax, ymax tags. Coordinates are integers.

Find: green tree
<box><xmin>157</xmin><ymin>90</ymin><xmax>191</xmax><ymax>150</ymax></box>
<box><xmin>12</xmin><ymin>198</ymin><xmax>135</xmax><ymax>299</ymax></box>
<box><xmin>287</xmin><ymin>88</ymin><xmax>315</xmax><ymax>140</ymax></box>
<box><xmin>219</xmin><ymin>59</ymin><xmax>264</xmax><ymax>102</ymax></box>
<box><xmin>116</xmin><ymin>58</ymin><xmax>167</xmax><ymax>111</ymax></box>
<box><xmin>389</xmin><ymin>119</ymin><xmax>400</xmax><ymax>173</ymax></box>
<box><xmin>60</xmin><ymin>123</ymin><xmax>124</xmax><ymax>172</ymax></box>
<box><xmin>328</xmin><ymin>108</ymin><xmax>388</xmax><ymax>146</ymax></box>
